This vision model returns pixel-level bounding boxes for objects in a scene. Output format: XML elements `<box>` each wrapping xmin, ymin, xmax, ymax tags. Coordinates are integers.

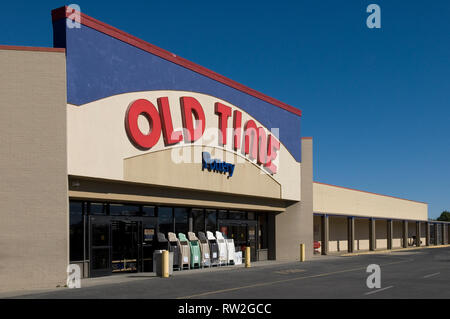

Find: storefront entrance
<box><xmin>218</xmin><ymin>219</ymin><xmax>257</xmax><ymax>262</ymax></box>
<box><xmin>72</xmin><ymin>201</ymin><xmax>274</xmax><ymax>277</ymax></box>
<box><xmin>89</xmin><ymin>216</ymin><xmax>157</xmax><ymax>277</ymax></box>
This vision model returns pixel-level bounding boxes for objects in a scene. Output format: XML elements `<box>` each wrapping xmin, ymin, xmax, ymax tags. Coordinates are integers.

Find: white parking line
<box><xmin>423</xmin><ymin>272</ymin><xmax>440</xmax><ymax>279</ymax></box>
<box><xmin>364</xmin><ymin>285</ymin><xmax>394</xmax><ymax>296</ymax></box>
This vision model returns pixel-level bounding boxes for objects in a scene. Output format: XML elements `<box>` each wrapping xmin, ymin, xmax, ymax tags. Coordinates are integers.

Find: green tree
<box><xmin>437</xmin><ymin>211</ymin><xmax>450</xmax><ymax>221</ymax></box>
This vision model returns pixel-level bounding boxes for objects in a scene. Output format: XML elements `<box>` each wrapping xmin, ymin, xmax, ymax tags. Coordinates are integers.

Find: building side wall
<box><xmin>313</xmin><ymin>183</ymin><xmax>427</xmax><ymax>221</ymax></box>
<box><xmin>0</xmin><ymin>49</ymin><xmax>68</xmax><ymax>292</ymax></box>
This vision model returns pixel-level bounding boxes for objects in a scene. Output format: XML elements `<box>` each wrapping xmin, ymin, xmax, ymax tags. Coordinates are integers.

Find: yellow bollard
<box><xmin>300</xmin><ymin>243</ymin><xmax>305</xmax><ymax>262</ymax></box>
<box><xmin>162</xmin><ymin>250</ymin><xmax>169</xmax><ymax>278</ymax></box>
<box><xmin>245</xmin><ymin>246</ymin><xmax>251</xmax><ymax>268</ymax></box>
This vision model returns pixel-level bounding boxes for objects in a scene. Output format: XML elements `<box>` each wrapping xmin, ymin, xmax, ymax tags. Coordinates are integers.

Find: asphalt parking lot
<box><xmin>4</xmin><ymin>246</ymin><xmax>450</xmax><ymax>299</ymax></box>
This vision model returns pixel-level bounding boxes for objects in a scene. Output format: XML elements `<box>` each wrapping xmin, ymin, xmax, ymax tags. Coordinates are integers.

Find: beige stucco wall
<box><xmin>375</xmin><ymin>219</ymin><xmax>387</xmax><ymax>249</ymax></box>
<box><xmin>313</xmin><ymin>182</ymin><xmax>427</xmax><ymax>221</ymax></box>
<box><xmin>393</xmin><ymin>220</ymin><xmax>403</xmax><ymax>248</ymax></box>
<box><xmin>355</xmin><ymin>219</ymin><xmax>370</xmax><ymax>251</ymax></box>
<box><xmin>276</xmin><ymin>138</ymin><xmax>313</xmax><ymax>260</ymax></box>
<box><xmin>67</xmin><ymin>91</ymin><xmax>301</xmax><ymax>201</ymax></box>
<box><xmin>124</xmin><ymin>146</ymin><xmax>281</xmax><ymax>199</ymax></box>
<box><xmin>0</xmin><ymin>48</ymin><xmax>68</xmax><ymax>292</ymax></box>
<box><xmin>328</xmin><ymin>216</ymin><xmax>347</xmax><ymax>252</ymax></box>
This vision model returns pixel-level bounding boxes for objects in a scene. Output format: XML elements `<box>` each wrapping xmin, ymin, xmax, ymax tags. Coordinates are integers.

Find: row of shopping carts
<box><xmin>157</xmin><ymin>231</ymin><xmax>238</xmax><ymax>270</ymax></box>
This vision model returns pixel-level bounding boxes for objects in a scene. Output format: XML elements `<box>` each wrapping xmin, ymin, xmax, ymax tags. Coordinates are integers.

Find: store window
<box><xmin>109</xmin><ymin>203</ymin><xmax>140</xmax><ymax>216</ymax></box>
<box><xmin>218</xmin><ymin>210</ymin><xmax>228</xmax><ymax>220</ymax></box>
<box><xmin>229</xmin><ymin>211</ymin><xmax>245</xmax><ymax>220</ymax></box>
<box><xmin>192</xmin><ymin>209</ymin><xmax>205</xmax><ymax>233</ymax></box>
<box><xmin>89</xmin><ymin>202</ymin><xmax>107</xmax><ymax>215</ymax></box>
<box><xmin>69</xmin><ymin>201</ymin><xmax>84</xmax><ymax>262</ymax></box>
<box><xmin>206</xmin><ymin>209</ymin><xmax>217</xmax><ymax>232</ymax></box>
<box><xmin>174</xmin><ymin>207</ymin><xmax>189</xmax><ymax>235</ymax></box>
<box><xmin>158</xmin><ymin>207</ymin><xmax>173</xmax><ymax>234</ymax></box>
<box><xmin>142</xmin><ymin>205</ymin><xmax>156</xmax><ymax>217</ymax></box>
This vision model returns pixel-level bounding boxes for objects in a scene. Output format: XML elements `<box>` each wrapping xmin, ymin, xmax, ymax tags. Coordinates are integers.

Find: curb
<box><xmin>340</xmin><ymin>244</ymin><xmax>450</xmax><ymax>257</ymax></box>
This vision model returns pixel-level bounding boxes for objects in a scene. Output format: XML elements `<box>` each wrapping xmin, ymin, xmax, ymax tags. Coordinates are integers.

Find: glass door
<box><xmin>111</xmin><ymin>218</ymin><xmax>142</xmax><ymax>273</ymax></box>
<box><xmin>142</xmin><ymin>217</ymin><xmax>158</xmax><ymax>272</ymax></box>
<box><xmin>89</xmin><ymin>216</ymin><xmax>112</xmax><ymax>277</ymax></box>
<box><xmin>218</xmin><ymin>220</ymin><xmax>258</xmax><ymax>262</ymax></box>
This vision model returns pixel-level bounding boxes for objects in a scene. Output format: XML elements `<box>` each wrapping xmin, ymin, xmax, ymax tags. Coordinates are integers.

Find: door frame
<box><xmin>89</xmin><ymin>215</ymin><xmax>112</xmax><ymax>277</ymax></box>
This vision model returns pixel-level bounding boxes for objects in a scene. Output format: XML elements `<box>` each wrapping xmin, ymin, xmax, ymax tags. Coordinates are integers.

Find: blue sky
<box><xmin>1</xmin><ymin>1</ymin><xmax>449</xmax><ymax>219</ymax></box>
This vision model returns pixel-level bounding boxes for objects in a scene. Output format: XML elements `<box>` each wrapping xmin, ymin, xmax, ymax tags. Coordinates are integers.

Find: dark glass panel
<box><xmin>217</xmin><ymin>210</ymin><xmax>228</xmax><ymax>220</ymax></box>
<box><xmin>92</xmin><ymin>223</ymin><xmax>110</xmax><ymax>246</ymax></box>
<box><xmin>229</xmin><ymin>210</ymin><xmax>245</xmax><ymax>220</ymax></box>
<box><xmin>158</xmin><ymin>207</ymin><xmax>173</xmax><ymax>235</ymax></box>
<box><xmin>174</xmin><ymin>207</ymin><xmax>189</xmax><ymax>235</ymax></box>
<box><xmin>69</xmin><ymin>201</ymin><xmax>84</xmax><ymax>261</ymax></box>
<box><xmin>192</xmin><ymin>209</ymin><xmax>205</xmax><ymax>233</ymax></box>
<box><xmin>206</xmin><ymin>209</ymin><xmax>217</xmax><ymax>232</ymax></box>
<box><xmin>91</xmin><ymin>248</ymin><xmax>110</xmax><ymax>270</ymax></box>
<box><xmin>142</xmin><ymin>205</ymin><xmax>156</xmax><ymax>217</ymax></box>
<box><xmin>109</xmin><ymin>203</ymin><xmax>140</xmax><ymax>216</ymax></box>
<box><xmin>89</xmin><ymin>202</ymin><xmax>107</xmax><ymax>215</ymax></box>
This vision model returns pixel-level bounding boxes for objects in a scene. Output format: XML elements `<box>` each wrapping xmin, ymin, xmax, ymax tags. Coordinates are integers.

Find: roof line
<box><xmin>314</xmin><ymin>181</ymin><xmax>428</xmax><ymax>205</ymax></box>
<box><xmin>0</xmin><ymin>45</ymin><xmax>65</xmax><ymax>53</ymax></box>
<box><xmin>51</xmin><ymin>6</ymin><xmax>302</xmax><ymax>117</ymax></box>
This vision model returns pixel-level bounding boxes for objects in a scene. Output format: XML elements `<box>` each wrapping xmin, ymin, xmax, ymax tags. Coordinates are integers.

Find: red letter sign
<box><xmin>125</xmin><ymin>99</ymin><xmax>162</xmax><ymax>150</ymax></box>
<box><xmin>265</xmin><ymin>134</ymin><xmax>280</xmax><ymax>174</ymax></box>
<box><xmin>180</xmin><ymin>96</ymin><xmax>206</xmax><ymax>142</ymax></box>
<box><xmin>157</xmin><ymin>97</ymin><xmax>183</xmax><ymax>145</ymax></box>
<box><xmin>233</xmin><ymin>110</ymin><xmax>242</xmax><ymax>151</ymax></box>
<box><xmin>215</xmin><ymin>102</ymin><xmax>232</xmax><ymax>146</ymax></box>
<box><xmin>244</xmin><ymin>120</ymin><xmax>258</xmax><ymax>159</ymax></box>
<box><xmin>257</xmin><ymin>127</ymin><xmax>268</xmax><ymax>165</ymax></box>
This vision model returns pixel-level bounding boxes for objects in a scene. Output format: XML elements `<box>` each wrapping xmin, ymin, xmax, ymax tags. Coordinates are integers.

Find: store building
<box><xmin>0</xmin><ymin>6</ymin><xmax>448</xmax><ymax>291</ymax></box>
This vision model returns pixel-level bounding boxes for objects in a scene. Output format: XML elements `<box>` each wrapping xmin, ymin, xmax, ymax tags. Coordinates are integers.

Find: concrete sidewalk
<box><xmin>0</xmin><ymin>258</ymin><xmax>325</xmax><ymax>298</ymax></box>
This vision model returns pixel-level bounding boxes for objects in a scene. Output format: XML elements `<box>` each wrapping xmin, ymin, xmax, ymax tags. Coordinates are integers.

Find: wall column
<box><xmin>446</xmin><ymin>224</ymin><xmax>450</xmax><ymax>245</ymax></box>
<box><xmin>369</xmin><ymin>218</ymin><xmax>376</xmax><ymax>251</ymax></box>
<box><xmin>402</xmin><ymin>220</ymin><xmax>408</xmax><ymax>248</ymax></box>
<box><xmin>442</xmin><ymin>224</ymin><xmax>448</xmax><ymax>245</ymax></box>
<box><xmin>448</xmin><ymin>224</ymin><xmax>450</xmax><ymax>244</ymax></box>
<box><xmin>416</xmin><ymin>222</ymin><xmax>421</xmax><ymax>247</ymax></box>
<box><xmin>347</xmin><ymin>217</ymin><xmax>355</xmax><ymax>253</ymax></box>
<box><xmin>425</xmin><ymin>222</ymin><xmax>430</xmax><ymax>246</ymax></box>
<box><xmin>321</xmin><ymin>215</ymin><xmax>329</xmax><ymax>255</ymax></box>
<box><xmin>387</xmin><ymin>219</ymin><xmax>393</xmax><ymax>250</ymax></box>
<box><xmin>275</xmin><ymin>137</ymin><xmax>313</xmax><ymax>261</ymax></box>
<box><xmin>434</xmin><ymin>223</ymin><xmax>438</xmax><ymax>245</ymax></box>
